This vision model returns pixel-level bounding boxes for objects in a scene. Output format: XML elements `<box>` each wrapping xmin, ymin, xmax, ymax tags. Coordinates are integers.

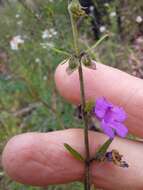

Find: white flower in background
<box><xmin>15</xmin><ymin>14</ymin><xmax>20</xmax><ymax>18</ymax></box>
<box><xmin>99</xmin><ymin>26</ymin><xmax>106</xmax><ymax>33</ymax></box>
<box><xmin>17</xmin><ymin>20</ymin><xmax>23</xmax><ymax>25</ymax></box>
<box><xmin>42</xmin><ymin>28</ymin><xmax>57</xmax><ymax>39</ymax></box>
<box><xmin>49</xmin><ymin>0</ymin><xmax>53</xmax><ymax>2</ymax></box>
<box><xmin>89</xmin><ymin>5</ymin><xmax>94</xmax><ymax>12</ymax></box>
<box><xmin>42</xmin><ymin>30</ymin><xmax>49</xmax><ymax>39</ymax></box>
<box><xmin>110</xmin><ymin>12</ymin><xmax>116</xmax><ymax>17</ymax></box>
<box><xmin>40</xmin><ymin>42</ymin><xmax>54</xmax><ymax>49</ymax></box>
<box><xmin>136</xmin><ymin>16</ymin><xmax>143</xmax><ymax>23</ymax></box>
<box><xmin>35</xmin><ymin>13</ymin><xmax>41</xmax><ymax>19</ymax></box>
<box><xmin>35</xmin><ymin>58</ymin><xmax>41</xmax><ymax>63</ymax></box>
<box><xmin>10</xmin><ymin>35</ymin><xmax>24</xmax><ymax>50</ymax></box>
<box><xmin>104</xmin><ymin>3</ymin><xmax>109</xmax><ymax>7</ymax></box>
<box><xmin>49</xmin><ymin>28</ymin><xmax>57</xmax><ymax>36</ymax></box>
<box><xmin>89</xmin><ymin>5</ymin><xmax>95</xmax><ymax>16</ymax></box>
<box><xmin>42</xmin><ymin>29</ymin><xmax>52</xmax><ymax>39</ymax></box>
<box><xmin>43</xmin><ymin>75</ymin><xmax>48</xmax><ymax>81</ymax></box>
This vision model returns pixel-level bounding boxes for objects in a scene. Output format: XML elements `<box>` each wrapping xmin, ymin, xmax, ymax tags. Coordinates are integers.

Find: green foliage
<box><xmin>64</xmin><ymin>143</ymin><xmax>84</xmax><ymax>161</ymax></box>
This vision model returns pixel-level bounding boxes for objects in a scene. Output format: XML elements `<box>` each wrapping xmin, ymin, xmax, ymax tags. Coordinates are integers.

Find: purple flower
<box><xmin>93</xmin><ymin>97</ymin><xmax>128</xmax><ymax>139</ymax></box>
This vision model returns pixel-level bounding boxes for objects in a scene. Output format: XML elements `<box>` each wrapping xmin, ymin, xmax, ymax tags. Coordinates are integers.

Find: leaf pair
<box><xmin>64</xmin><ymin>138</ymin><xmax>113</xmax><ymax>163</ymax></box>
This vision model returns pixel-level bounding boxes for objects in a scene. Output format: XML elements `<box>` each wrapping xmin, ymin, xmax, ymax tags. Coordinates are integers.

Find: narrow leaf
<box><xmin>46</xmin><ymin>45</ymin><xmax>70</xmax><ymax>56</ymax></box>
<box><xmin>95</xmin><ymin>138</ymin><xmax>113</xmax><ymax>160</ymax></box>
<box><xmin>86</xmin><ymin>34</ymin><xmax>109</xmax><ymax>53</ymax></box>
<box><xmin>64</xmin><ymin>143</ymin><xmax>84</xmax><ymax>161</ymax></box>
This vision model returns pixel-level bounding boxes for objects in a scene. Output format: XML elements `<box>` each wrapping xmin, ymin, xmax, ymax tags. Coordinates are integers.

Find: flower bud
<box><xmin>68</xmin><ymin>0</ymin><xmax>86</xmax><ymax>18</ymax></box>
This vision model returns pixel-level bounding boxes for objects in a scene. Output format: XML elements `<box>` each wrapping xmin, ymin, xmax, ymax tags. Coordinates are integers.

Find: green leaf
<box><xmin>86</xmin><ymin>34</ymin><xmax>109</xmax><ymax>53</ymax></box>
<box><xmin>47</xmin><ymin>46</ymin><xmax>70</xmax><ymax>56</ymax></box>
<box><xmin>64</xmin><ymin>143</ymin><xmax>84</xmax><ymax>161</ymax></box>
<box><xmin>95</xmin><ymin>138</ymin><xmax>113</xmax><ymax>160</ymax></box>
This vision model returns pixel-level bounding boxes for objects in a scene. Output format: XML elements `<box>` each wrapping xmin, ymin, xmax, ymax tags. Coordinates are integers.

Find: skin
<box><xmin>2</xmin><ymin>62</ymin><xmax>143</xmax><ymax>190</ymax></box>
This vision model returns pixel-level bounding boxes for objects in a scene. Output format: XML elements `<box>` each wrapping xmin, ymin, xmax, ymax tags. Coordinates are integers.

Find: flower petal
<box><xmin>111</xmin><ymin>107</ymin><xmax>127</xmax><ymax>122</ymax></box>
<box><xmin>94</xmin><ymin>97</ymin><xmax>112</xmax><ymax>119</ymax></box>
<box><xmin>111</xmin><ymin>122</ymin><xmax>128</xmax><ymax>138</ymax></box>
<box><xmin>101</xmin><ymin>120</ymin><xmax>115</xmax><ymax>139</ymax></box>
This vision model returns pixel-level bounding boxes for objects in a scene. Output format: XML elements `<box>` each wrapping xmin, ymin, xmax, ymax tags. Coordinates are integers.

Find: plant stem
<box><xmin>78</xmin><ymin>61</ymin><xmax>91</xmax><ymax>190</ymax></box>
<box><xmin>69</xmin><ymin>5</ymin><xmax>91</xmax><ymax>190</ymax></box>
<box><xmin>69</xmin><ymin>13</ymin><xmax>80</xmax><ymax>55</ymax></box>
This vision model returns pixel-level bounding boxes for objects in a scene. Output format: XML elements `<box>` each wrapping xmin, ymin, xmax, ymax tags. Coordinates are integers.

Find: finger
<box><xmin>55</xmin><ymin>62</ymin><xmax>143</xmax><ymax>137</ymax></box>
<box><xmin>2</xmin><ymin>129</ymin><xmax>143</xmax><ymax>189</ymax></box>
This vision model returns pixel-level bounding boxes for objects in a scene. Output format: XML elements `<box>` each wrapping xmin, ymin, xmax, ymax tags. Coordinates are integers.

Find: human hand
<box><xmin>2</xmin><ymin>62</ymin><xmax>143</xmax><ymax>190</ymax></box>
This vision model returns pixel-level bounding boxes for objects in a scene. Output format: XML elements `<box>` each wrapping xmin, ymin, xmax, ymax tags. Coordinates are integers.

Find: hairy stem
<box><xmin>69</xmin><ymin>3</ymin><xmax>91</xmax><ymax>190</ymax></box>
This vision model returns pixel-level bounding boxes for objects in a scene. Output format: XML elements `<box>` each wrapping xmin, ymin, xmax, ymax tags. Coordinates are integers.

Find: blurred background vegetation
<box><xmin>0</xmin><ymin>0</ymin><xmax>143</xmax><ymax>189</ymax></box>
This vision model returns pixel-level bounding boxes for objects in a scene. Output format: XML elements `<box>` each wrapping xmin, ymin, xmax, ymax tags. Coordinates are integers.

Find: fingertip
<box><xmin>2</xmin><ymin>133</ymin><xmax>42</xmax><ymax>185</ymax></box>
<box><xmin>54</xmin><ymin>62</ymin><xmax>81</xmax><ymax>104</ymax></box>
<box><xmin>2</xmin><ymin>130</ymin><xmax>85</xmax><ymax>186</ymax></box>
